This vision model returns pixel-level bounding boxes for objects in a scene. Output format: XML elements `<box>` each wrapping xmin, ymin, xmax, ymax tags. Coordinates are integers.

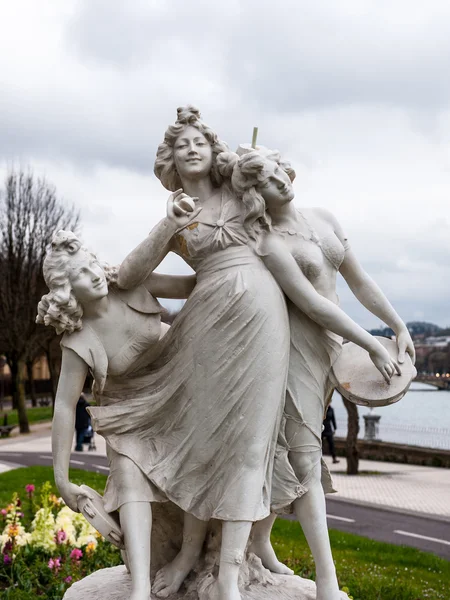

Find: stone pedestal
<box><xmin>63</xmin><ymin>503</ymin><xmax>350</xmax><ymax>600</ymax></box>
<box><xmin>63</xmin><ymin>564</ymin><xmax>350</xmax><ymax>600</ymax></box>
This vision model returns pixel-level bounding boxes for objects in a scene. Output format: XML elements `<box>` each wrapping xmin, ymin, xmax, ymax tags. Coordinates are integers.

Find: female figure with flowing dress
<box><xmin>89</xmin><ymin>107</ymin><xmax>295</xmax><ymax>600</ymax></box>
<box><xmin>218</xmin><ymin>147</ymin><xmax>415</xmax><ymax>599</ymax></box>
<box><xmin>37</xmin><ymin>230</ymin><xmax>196</xmax><ymax>600</ymax></box>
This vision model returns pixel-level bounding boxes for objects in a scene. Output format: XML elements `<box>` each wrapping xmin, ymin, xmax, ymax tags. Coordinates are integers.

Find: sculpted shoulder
<box><xmin>303</xmin><ymin>207</ymin><xmax>349</xmax><ymax>249</ymax></box>
<box><xmin>259</xmin><ymin>230</ymin><xmax>287</xmax><ymax>258</ymax></box>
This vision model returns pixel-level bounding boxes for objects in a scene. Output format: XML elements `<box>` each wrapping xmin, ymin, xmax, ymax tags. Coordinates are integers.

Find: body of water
<box><xmin>332</xmin><ymin>382</ymin><xmax>450</xmax><ymax>450</ymax></box>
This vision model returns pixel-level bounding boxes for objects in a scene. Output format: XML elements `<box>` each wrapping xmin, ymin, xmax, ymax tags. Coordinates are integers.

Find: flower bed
<box><xmin>0</xmin><ymin>481</ymin><xmax>121</xmax><ymax>598</ymax></box>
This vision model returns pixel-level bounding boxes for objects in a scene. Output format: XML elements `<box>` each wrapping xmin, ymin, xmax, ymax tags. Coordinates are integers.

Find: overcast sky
<box><xmin>1</xmin><ymin>0</ymin><xmax>450</xmax><ymax>328</ymax></box>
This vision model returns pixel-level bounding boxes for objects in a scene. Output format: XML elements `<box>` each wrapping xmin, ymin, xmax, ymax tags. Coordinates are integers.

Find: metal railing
<box><xmin>335</xmin><ymin>419</ymin><xmax>450</xmax><ymax>450</ymax></box>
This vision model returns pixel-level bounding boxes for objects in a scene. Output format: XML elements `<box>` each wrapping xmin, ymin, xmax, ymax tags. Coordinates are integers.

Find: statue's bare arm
<box><xmin>117</xmin><ymin>191</ymin><xmax>202</xmax><ymax>290</ymax></box>
<box><xmin>52</xmin><ymin>347</ymin><xmax>92</xmax><ymax>512</ymax></box>
<box><xmin>261</xmin><ymin>234</ymin><xmax>399</xmax><ymax>382</ymax></box>
<box><xmin>144</xmin><ymin>272</ymin><xmax>196</xmax><ymax>299</ymax></box>
<box><xmin>319</xmin><ymin>208</ymin><xmax>415</xmax><ymax>364</ymax></box>
<box><xmin>117</xmin><ymin>218</ymin><xmax>178</xmax><ymax>290</ymax></box>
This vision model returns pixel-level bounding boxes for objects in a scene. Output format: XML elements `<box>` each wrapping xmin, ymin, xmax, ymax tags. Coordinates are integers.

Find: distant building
<box><xmin>0</xmin><ymin>355</ymin><xmax>50</xmax><ymax>381</ymax></box>
<box><xmin>422</xmin><ymin>336</ymin><xmax>450</xmax><ymax>348</ymax></box>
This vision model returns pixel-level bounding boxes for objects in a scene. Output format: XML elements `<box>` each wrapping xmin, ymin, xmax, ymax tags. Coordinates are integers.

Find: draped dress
<box><xmin>60</xmin><ymin>285</ymin><xmax>168</xmax><ymax>513</ymax></box>
<box><xmin>89</xmin><ymin>186</ymin><xmax>299</xmax><ymax>522</ymax></box>
<box><xmin>272</xmin><ymin>209</ymin><xmax>350</xmax><ymax>499</ymax></box>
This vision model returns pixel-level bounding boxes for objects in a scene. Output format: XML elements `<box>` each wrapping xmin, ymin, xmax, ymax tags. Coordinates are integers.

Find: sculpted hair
<box><xmin>154</xmin><ymin>105</ymin><xmax>230</xmax><ymax>191</ymax></box>
<box><xmin>36</xmin><ymin>231</ymin><xmax>115</xmax><ymax>335</ymax></box>
<box><xmin>216</xmin><ymin>148</ymin><xmax>296</xmax><ymax>241</ymax></box>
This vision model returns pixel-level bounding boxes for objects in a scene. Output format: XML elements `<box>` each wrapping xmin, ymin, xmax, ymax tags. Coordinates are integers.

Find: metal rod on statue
<box><xmin>251</xmin><ymin>127</ymin><xmax>258</xmax><ymax>149</ymax></box>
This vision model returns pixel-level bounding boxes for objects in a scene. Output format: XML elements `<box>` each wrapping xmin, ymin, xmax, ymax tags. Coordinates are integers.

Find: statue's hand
<box><xmin>167</xmin><ymin>189</ymin><xmax>202</xmax><ymax>229</ymax></box>
<box><xmin>58</xmin><ymin>481</ymin><xmax>94</xmax><ymax>513</ymax></box>
<box><xmin>396</xmin><ymin>327</ymin><xmax>416</xmax><ymax>365</ymax></box>
<box><xmin>369</xmin><ymin>340</ymin><xmax>402</xmax><ymax>384</ymax></box>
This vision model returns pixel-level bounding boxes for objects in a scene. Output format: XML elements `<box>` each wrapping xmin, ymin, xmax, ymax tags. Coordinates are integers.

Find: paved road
<box><xmin>1</xmin><ymin>450</ymin><xmax>450</xmax><ymax>561</ymax></box>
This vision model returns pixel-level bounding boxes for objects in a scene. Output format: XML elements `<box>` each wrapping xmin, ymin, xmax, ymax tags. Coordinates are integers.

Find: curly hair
<box><xmin>154</xmin><ymin>105</ymin><xmax>230</xmax><ymax>191</ymax></box>
<box><xmin>36</xmin><ymin>231</ymin><xmax>116</xmax><ymax>335</ymax></box>
<box><xmin>216</xmin><ymin>146</ymin><xmax>296</xmax><ymax>240</ymax></box>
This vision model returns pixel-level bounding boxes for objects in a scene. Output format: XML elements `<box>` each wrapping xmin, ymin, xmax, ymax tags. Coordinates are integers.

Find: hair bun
<box><xmin>176</xmin><ymin>105</ymin><xmax>201</xmax><ymax>125</ymax></box>
<box><xmin>216</xmin><ymin>151</ymin><xmax>239</xmax><ymax>178</ymax></box>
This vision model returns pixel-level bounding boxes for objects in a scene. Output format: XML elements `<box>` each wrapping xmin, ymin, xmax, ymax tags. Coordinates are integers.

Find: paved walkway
<box><xmin>323</xmin><ymin>456</ymin><xmax>450</xmax><ymax>520</ymax></box>
<box><xmin>1</xmin><ymin>425</ymin><xmax>450</xmax><ymax>520</ymax></box>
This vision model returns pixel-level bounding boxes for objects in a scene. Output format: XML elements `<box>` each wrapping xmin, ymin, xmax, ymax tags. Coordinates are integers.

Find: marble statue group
<box><xmin>37</xmin><ymin>106</ymin><xmax>416</xmax><ymax>600</ymax></box>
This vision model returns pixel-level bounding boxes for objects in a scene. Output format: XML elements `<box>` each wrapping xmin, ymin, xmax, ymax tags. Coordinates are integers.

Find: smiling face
<box><xmin>256</xmin><ymin>160</ymin><xmax>294</xmax><ymax>208</ymax></box>
<box><xmin>173</xmin><ymin>125</ymin><xmax>213</xmax><ymax>182</ymax></box>
<box><xmin>67</xmin><ymin>251</ymin><xmax>108</xmax><ymax>305</ymax></box>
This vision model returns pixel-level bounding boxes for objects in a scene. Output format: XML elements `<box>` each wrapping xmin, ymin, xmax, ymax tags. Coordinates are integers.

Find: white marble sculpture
<box><xmin>36</xmin><ymin>230</ymin><xmax>196</xmax><ymax>600</ymax></box>
<box><xmin>38</xmin><ymin>107</ymin><xmax>415</xmax><ymax>600</ymax></box>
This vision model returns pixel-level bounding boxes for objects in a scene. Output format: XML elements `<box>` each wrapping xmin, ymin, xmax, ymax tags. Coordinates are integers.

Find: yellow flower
<box><xmin>8</xmin><ymin>524</ymin><xmax>19</xmax><ymax>538</ymax></box>
<box><xmin>86</xmin><ymin>541</ymin><xmax>96</xmax><ymax>555</ymax></box>
<box><xmin>49</xmin><ymin>494</ymin><xmax>61</xmax><ymax>506</ymax></box>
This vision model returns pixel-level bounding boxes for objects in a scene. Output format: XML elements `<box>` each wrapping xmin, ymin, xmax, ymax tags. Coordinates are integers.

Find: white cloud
<box><xmin>0</xmin><ymin>0</ymin><xmax>449</xmax><ymax>327</ymax></box>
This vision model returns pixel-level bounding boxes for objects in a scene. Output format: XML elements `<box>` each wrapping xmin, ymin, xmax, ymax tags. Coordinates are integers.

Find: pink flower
<box><xmin>25</xmin><ymin>484</ymin><xmax>35</xmax><ymax>494</ymax></box>
<box><xmin>65</xmin><ymin>576</ymin><xmax>73</xmax><ymax>583</ymax></box>
<box><xmin>56</xmin><ymin>529</ymin><xmax>67</xmax><ymax>544</ymax></box>
<box><xmin>3</xmin><ymin>555</ymin><xmax>12</xmax><ymax>565</ymax></box>
<box><xmin>1</xmin><ymin>509</ymin><xmax>7</xmax><ymax>516</ymax></box>
<box><xmin>70</xmin><ymin>548</ymin><xmax>83</xmax><ymax>561</ymax></box>
<box><xmin>48</xmin><ymin>557</ymin><xmax>61</xmax><ymax>571</ymax></box>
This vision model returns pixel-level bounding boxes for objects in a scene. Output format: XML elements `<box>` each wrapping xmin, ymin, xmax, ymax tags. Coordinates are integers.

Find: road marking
<box><xmin>327</xmin><ymin>514</ymin><xmax>356</xmax><ymax>523</ymax></box>
<box><xmin>93</xmin><ymin>464</ymin><xmax>109</xmax><ymax>472</ymax></box>
<box><xmin>394</xmin><ymin>530</ymin><xmax>450</xmax><ymax>546</ymax></box>
<box><xmin>70</xmin><ymin>460</ymin><xmax>85</xmax><ymax>465</ymax></box>
<box><xmin>0</xmin><ymin>452</ymin><xmax>22</xmax><ymax>456</ymax></box>
<box><xmin>39</xmin><ymin>455</ymin><xmax>52</xmax><ymax>459</ymax></box>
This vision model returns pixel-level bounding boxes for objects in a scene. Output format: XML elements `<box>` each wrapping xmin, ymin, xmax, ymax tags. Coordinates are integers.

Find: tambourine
<box><xmin>77</xmin><ymin>485</ymin><xmax>124</xmax><ymax>549</ymax></box>
<box><xmin>330</xmin><ymin>336</ymin><xmax>417</xmax><ymax>407</ymax></box>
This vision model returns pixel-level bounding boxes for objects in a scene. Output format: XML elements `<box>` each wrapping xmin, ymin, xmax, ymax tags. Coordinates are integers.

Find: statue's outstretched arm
<box><xmin>339</xmin><ymin>250</ymin><xmax>415</xmax><ymax>363</ymax></box>
<box><xmin>261</xmin><ymin>234</ymin><xmax>399</xmax><ymax>383</ymax></box>
<box><xmin>144</xmin><ymin>272</ymin><xmax>197</xmax><ymax>299</ymax></box>
<box><xmin>118</xmin><ymin>190</ymin><xmax>201</xmax><ymax>290</ymax></box>
<box><xmin>52</xmin><ymin>347</ymin><xmax>90</xmax><ymax>512</ymax></box>
<box><xmin>117</xmin><ymin>218</ymin><xmax>177</xmax><ymax>290</ymax></box>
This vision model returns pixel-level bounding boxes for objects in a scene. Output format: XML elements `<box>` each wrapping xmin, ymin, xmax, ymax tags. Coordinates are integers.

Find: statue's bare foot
<box><xmin>153</xmin><ymin>551</ymin><xmax>197</xmax><ymax>597</ymax></box>
<box><xmin>249</xmin><ymin>539</ymin><xmax>294</xmax><ymax>575</ymax></box>
<box><xmin>316</xmin><ymin>573</ymin><xmax>341</xmax><ymax>600</ymax></box>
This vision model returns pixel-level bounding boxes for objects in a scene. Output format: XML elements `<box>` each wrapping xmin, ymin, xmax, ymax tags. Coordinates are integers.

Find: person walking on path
<box><xmin>322</xmin><ymin>403</ymin><xmax>339</xmax><ymax>464</ymax></box>
<box><xmin>74</xmin><ymin>394</ymin><xmax>91</xmax><ymax>452</ymax></box>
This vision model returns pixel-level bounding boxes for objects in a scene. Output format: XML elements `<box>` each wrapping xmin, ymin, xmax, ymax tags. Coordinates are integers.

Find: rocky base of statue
<box><xmin>63</xmin><ymin>503</ymin><xmax>349</xmax><ymax>600</ymax></box>
<box><xmin>63</xmin><ymin>563</ymin><xmax>350</xmax><ymax>600</ymax></box>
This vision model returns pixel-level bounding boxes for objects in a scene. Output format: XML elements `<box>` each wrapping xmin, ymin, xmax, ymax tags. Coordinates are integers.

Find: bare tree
<box><xmin>0</xmin><ymin>169</ymin><xmax>79</xmax><ymax>433</ymax></box>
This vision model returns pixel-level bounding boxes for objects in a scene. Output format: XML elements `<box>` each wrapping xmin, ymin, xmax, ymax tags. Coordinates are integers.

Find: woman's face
<box><xmin>257</xmin><ymin>160</ymin><xmax>294</xmax><ymax>208</ymax></box>
<box><xmin>173</xmin><ymin>125</ymin><xmax>213</xmax><ymax>182</ymax></box>
<box><xmin>68</xmin><ymin>251</ymin><xmax>108</xmax><ymax>305</ymax></box>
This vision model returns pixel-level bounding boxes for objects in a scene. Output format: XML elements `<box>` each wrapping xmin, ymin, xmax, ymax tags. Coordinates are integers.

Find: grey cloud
<box><xmin>66</xmin><ymin>0</ymin><xmax>450</xmax><ymax>113</ymax></box>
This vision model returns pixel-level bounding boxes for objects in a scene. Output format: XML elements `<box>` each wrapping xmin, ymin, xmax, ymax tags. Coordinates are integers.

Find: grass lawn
<box><xmin>0</xmin><ymin>466</ymin><xmax>105</xmax><ymax>506</ymax></box>
<box><xmin>1</xmin><ymin>467</ymin><xmax>449</xmax><ymax>600</ymax></box>
<box><xmin>272</xmin><ymin>518</ymin><xmax>450</xmax><ymax>600</ymax></box>
<box><xmin>0</xmin><ymin>406</ymin><xmax>53</xmax><ymax>427</ymax></box>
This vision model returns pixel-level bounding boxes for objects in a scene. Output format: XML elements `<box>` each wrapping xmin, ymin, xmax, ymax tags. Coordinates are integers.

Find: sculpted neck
<box><xmin>180</xmin><ymin>176</ymin><xmax>215</xmax><ymax>203</ymax></box>
<box><xmin>267</xmin><ymin>200</ymin><xmax>298</xmax><ymax>228</ymax></box>
<box><xmin>81</xmin><ymin>295</ymin><xmax>109</xmax><ymax>320</ymax></box>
